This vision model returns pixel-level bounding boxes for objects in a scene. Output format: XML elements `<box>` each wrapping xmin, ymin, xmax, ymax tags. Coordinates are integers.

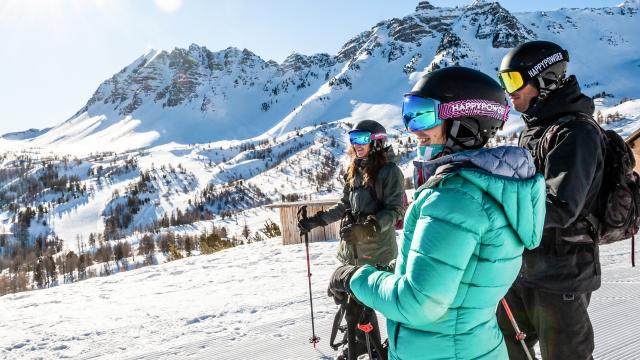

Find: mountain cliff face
<box><xmin>0</xmin><ymin>128</ymin><xmax>51</xmax><ymax>141</ymax></box>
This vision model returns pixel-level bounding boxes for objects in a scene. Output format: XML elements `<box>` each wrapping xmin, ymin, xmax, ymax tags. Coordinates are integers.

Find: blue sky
<box><xmin>0</xmin><ymin>0</ymin><xmax>622</xmax><ymax>135</ymax></box>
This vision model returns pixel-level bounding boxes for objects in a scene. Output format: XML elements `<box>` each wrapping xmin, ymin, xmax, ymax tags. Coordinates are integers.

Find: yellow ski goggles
<box><xmin>497</xmin><ymin>71</ymin><xmax>526</xmax><ymax>94</ymax></box>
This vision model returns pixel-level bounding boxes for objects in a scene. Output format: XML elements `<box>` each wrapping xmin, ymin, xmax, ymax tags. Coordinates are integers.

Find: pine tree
<box><xmin>33</xmin><ymin>258</ymin><xmax>45</xmax><ymax>288</ymax></box>
<box><xmin>184</xmin><ymin>236</ymin><xmax>193</xmax><ymax>257</ymax></box>
<box><xmin>114</xmin><ymin>242</ymin><xmax>125</xmax><ymax>270</ymax></box>
<box><xmin>44</xmin><ymin>255</ymin><xmax>57</xmax><ymax>286</ymax></box>
<box><xmin>77</xmin><ymin>253</ymin><xmax>90</xmax><ymax>280</ymax></box>
<box><xmin>199</xmin><ymin>233</ymin><xmax>231</xmax><ymax>254</ymax></box>
<box><xmin>242</xmin><ymin>223</ymin><xmax>251</xmax><ymax>241</ymax></box>
<box><xmin>168</xmin><ymin>242</ymin><xmax>183</xmax><ymax>261</ymax></box>
<box><xmin>260</xmin><ymin>219</ymin><xmax>281</xmax><ymax>238</ymax></box>
<box><xmin>139</xmin><ymin>234</ymin><xmax>155</xmax><ymax>265</ymax></box>
<box><xmin>65</xmin><ymin>251</ymin><xmax>79</xmax><ymax>283</ymax></box>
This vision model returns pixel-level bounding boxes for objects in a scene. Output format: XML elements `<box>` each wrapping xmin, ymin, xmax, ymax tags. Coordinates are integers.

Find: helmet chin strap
<box><xmin>371</xmin><ymin>139</ymin><xmax>387</xmax><ymax>152</ymax></box>
<box><xmin>534</xmin><ymin>73</ymin><xmax>565</xmax><ymax>101</ymax></box>
<box><xmin>445</xmin><ymin>120</ymin><xmax>483</xmax><ymax>152</ymax></box>
<box><xmin>445</xmin><ymin>121</ymin><xmax>462</xmax><ymax>152</ymax></box>
<box><xmin>536</xmin><ymin>77</ymin><xmax>551</xmax><ymax>100</ymax></box>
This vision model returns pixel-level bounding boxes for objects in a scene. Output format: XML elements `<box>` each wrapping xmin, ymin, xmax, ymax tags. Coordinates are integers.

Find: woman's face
<box><xmin>353</xmin><ymin>143</ymin><xmax>371</xmax><ymax>159</ymax></box>
<box><xmin>410</xmin><ymin>123</ymin><xmax>446</xmax><ymax>146</ymax></box>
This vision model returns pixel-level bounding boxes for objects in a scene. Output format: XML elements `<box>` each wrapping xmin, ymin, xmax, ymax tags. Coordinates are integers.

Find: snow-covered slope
<box><xmin>0</xmin><ymin>237</ymin><xmax>638</xmax><ymax>359</ymax></box>
<box><xmin>0</xmin><ymin>238</ymin><xmax>340</xmax><ymax>359</ymax></box>
<box><xmin>0</xmin><ymin>115</ymin><xmax>415</xmax><ymax>257</ymax></box>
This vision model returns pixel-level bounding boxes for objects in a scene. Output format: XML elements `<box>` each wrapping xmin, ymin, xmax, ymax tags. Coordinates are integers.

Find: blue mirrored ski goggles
<box><xmin>402</xmin><ymin>95</ymin><xmax>443</xmax><ymax>131</ymax></box>
<box><xmin>348</xmin><ymin>130</ymin><xmax>387</xmax><ymax>145</ymax></box>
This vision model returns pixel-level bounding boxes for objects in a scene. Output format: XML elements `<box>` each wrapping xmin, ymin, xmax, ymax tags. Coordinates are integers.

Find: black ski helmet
<box><xmin>499</xmin><ymin>40</ymin><xmax>569</xmax><ymax>98</ymax></box>
<box><xmin>407</xmin><ymin>66</ymin><xmax>508</xmax><ymax>151</ymax></box>
<box><xmin>351</xmin><ymin>119</ymin><xmax>388</xmax><ymax>152</ymax></box>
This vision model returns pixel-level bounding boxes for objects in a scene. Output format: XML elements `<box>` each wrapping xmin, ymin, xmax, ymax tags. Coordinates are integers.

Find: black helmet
<box><xmin>350</xmin><ymin>120</ymin><xmax>388</xmax><ymax>152</ymax></box>
<box><xmin>352</xmin><ymin>119</ymin><xmax>386</xmax><ymax>134</ymax></box>
<box><xmin>407</xmin><ymin>66</ymin><xmax>509</xmax><ymax>151</ymax></box>
<box><xmin>498</xmin><ymin>40</ymin><xmax>569</xmax><ymax>98</ymax></box>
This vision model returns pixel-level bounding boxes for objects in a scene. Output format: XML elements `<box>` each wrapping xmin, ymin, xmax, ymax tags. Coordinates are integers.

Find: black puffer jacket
<box><xmin>517</xmin><ymin>76</ymin><xmax>605</xmax><ymax>294</ymax></box>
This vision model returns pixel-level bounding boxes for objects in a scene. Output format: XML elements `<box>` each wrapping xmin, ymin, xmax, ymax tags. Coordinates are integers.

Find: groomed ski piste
<box><xmin>1</xmin><ymin>235</ymin><xmax>638</xmax><ymax>359</ymax></box>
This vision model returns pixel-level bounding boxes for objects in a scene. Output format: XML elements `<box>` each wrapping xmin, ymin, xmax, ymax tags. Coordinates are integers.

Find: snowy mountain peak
<box><xmin>280</xmin><ymin>52</ymin><xmax>336</xmax><ymax>73</ymax></box>
<box><xmin>415</xmin><ymin>1</ymin><xmax>436</xmax><ymax>12</ymax></box>
<box><xmin>6</xmin><ymin>1</ymin><xmax>639</xmax><ymax>152</ymax></box>
<box><xmin>470</xmin><ymin>0</ymin><xmax>491</xmax><ymax>6</ymax></box>
<box><xmin>462</xmin><ymin>1</ymin><xmax>535</xmax><ymax>48</ymax></box>
<box><xmin>619</xmin><ymin>0</ymin><xmax>640</xmax><ymax>8</ymax></box>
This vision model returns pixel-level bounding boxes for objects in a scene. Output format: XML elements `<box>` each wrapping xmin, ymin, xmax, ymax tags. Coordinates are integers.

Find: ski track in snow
<box><xmin>0</xmin><ymin>239</ymin><xmax>341</xmax><ymax>359</ymax></box>
<box><xmin>0</xmin><ymin>237</ymin><xmax>638</xmax><ymax>359</ymax></box>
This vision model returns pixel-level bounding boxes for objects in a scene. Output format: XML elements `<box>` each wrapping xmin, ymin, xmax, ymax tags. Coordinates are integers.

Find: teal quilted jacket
<box><xmin>350</xmin><ymin>147</ymin><xmax>546</xmax><ymax>360</ymax></box>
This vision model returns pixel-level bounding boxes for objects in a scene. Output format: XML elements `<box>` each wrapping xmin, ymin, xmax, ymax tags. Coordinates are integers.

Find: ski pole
<box><xmin>357</xmin><ymin>306</ymin><xmax>388</xmax><ymax>360</ymax></box>
<box><xmin>632</xmin><ymin>227</ymin><xmax>636</xmax><ymax>267</ymax></box>
<box><xmin>297</xmin><ymin>205</ymin><xmax>320</xmax><ymax>348</ymax></box>
<box><xmin>358</xmin><ymin>318</ymin><xmax>375</xmax><ymax>360</ymax></box>
<box><xmin>501</xmin><ymin>298</ymin><xmax>533</xmax><ymax>360</ymax></box>
<box><xmin>345</xmin><ymin>296</ymin><xmax>358</xmax><ymax>360</ymax></box>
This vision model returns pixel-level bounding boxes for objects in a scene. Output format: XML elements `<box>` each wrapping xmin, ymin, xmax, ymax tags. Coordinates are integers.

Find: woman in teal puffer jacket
<box><xmin>328</xmin><ymin>67</ymin><xmax>546</xmax><ymax>360</ymax></box>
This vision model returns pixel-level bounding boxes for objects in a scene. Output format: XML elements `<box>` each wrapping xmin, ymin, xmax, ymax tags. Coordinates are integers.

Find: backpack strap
<box><xmin>536</xmin><ymin>112</ymin><xmax>604</xmax><ymax>239</ymax></box>
<box><xmin>368</xmin><ymin>163</ymin><xmax>393</xmax><ymax>209</ymax></box>
<box><xmin>535</xmin><ymin>112</ymin><xmax>601</xmax><ymax>169</ymax></box>
<box><xmin>329</xmin><ymin>303</ymin><xmax>347</xmax><ymax>350</ymax></box>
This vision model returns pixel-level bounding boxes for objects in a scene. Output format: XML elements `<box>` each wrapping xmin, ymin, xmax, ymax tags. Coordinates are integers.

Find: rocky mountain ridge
<box><xmin>7</xmin><ymin>1</ymin><xmax>637</xmax><ymax>149</ymax></box>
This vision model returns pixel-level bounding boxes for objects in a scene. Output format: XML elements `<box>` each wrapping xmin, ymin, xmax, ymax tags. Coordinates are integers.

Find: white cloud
<box><xmin>154</xmin><ymin>0</ymin><xmax>182</xmax><ymax>13</ymax></box>
<box><xmin>349</xmin><ymin>102</ymin><xmax>403</xmax><ymax>131</ymax></box>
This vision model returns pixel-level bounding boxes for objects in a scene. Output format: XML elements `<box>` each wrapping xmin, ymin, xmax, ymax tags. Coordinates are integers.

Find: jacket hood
<box><xmin>523</xmin><ymin>75</ymin><xmax>595</xmax><ymax>126</ymax></box>
<box><xmin>414</xmin><ymin>146</ymin><xmax>545</xmax><ymax>249</ymax></box>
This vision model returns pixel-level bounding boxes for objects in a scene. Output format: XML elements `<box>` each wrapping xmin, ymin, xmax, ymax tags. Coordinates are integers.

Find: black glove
<box><xmin>340</xmin><ymin>216</ymin><xmax>379</xmax><ymax>244</ymax></box>
<box><xmin>327</xmin><ymin>264</ymin><xmax>359</xmax><ymax>305</ymax></box>
<box><xmin>375</xmin><ymin>261</ymin><xmax>395</xmax><ymax>273</ymax></box>
<box><xmin>297</xmin><ymin>212</ymin><xmax>326</xmax><ymax>234</ymax></box>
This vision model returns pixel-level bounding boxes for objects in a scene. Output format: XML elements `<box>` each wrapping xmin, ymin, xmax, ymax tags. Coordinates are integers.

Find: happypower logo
<box><xmin>527</xmin><ymin>52</ymin><xmax>565</xmax><ymax>78</ymax></box>
<box><xmin>439</xmin><ymin>99</ymin><xmax>510</xmax><ymax>122</ymax></box>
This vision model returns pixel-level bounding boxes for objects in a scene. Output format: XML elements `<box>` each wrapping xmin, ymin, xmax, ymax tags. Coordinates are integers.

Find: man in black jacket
<box><xmin>496</xmin><ymin>41</ymin><xmax>605</xmax><ymax>360</ymax></box>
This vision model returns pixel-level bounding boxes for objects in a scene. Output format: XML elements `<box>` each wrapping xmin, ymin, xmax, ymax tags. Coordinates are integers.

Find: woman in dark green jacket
<box><xmin>297</xmin><ymin>119</ymin><xmax>405</xmax><ymax>267</ymax></box>
<box><xmin>298</xmin><ymin>119</ymin><xmax>404</xmax><ymax>359</ymax></box>
<box><xmin>329</xmin><ymin>67</ymin><xmax>546</xmax><ymax>359</ymax></box>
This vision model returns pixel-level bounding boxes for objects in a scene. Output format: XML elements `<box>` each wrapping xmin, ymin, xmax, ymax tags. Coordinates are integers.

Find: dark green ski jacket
<box><xmin>319</xmin><ymin>147</ymin><xmax>405</xmax><ymax>266</ymax></box>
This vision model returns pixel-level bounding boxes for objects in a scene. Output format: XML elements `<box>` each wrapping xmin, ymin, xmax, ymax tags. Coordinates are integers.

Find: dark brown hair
<box><xmin>346</xmin><ymin>146</ymin><xmax>388</xmax><ymax>189</ymax></box>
